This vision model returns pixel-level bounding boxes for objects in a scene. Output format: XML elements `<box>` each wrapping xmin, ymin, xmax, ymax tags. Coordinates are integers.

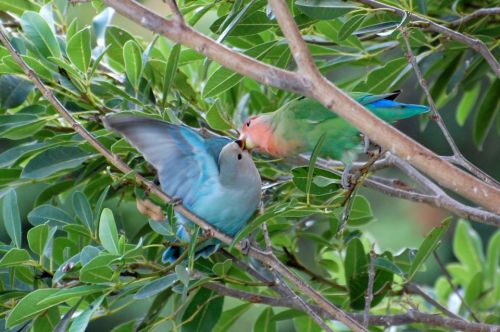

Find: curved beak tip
<box><xmin>235</xmin><ymin>139</ymin><xmax>245</xmax><ymax>149</ymax></box>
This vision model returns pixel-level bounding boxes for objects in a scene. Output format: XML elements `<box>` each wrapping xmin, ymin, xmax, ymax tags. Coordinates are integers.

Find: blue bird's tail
<box><xmin>366</xmin><ymin>99</ymin><xmax>430</xmax><ymax>123</ymax></box>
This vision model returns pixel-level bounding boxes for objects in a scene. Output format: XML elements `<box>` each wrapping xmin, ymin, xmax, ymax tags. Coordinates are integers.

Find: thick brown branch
<box><xmin>357</xmin><ymin>0</ymin><xmax>500</xmax><ymax>77</ymax></box>
<box><xmin>100</xmin><ymin>0</ymin><xmax>500</xmax><ymax>217</ymax></box>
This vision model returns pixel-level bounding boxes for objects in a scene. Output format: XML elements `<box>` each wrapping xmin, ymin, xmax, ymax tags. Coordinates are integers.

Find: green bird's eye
<box><xmin>246</xmin><ymin>120</ymin><xmax>251</xmax><ymax>127</ymax></box>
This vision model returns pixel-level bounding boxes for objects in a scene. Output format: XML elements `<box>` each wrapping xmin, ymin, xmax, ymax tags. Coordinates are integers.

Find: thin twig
<box><xmin>404</xmin><ymin>283</ymin><xmax>464</xmax><ymax>321</ymax></box>
<box><xmin>357</xmin><ymin>0</ymin><xmax>500</xmax><ymax>77</ymax></box>
<box><xmin>202</xmin><ymin>282</ymin><xmax>499</xmax><ymax>332</ymax></box>
<box><xmin>401</xmin><ymin>29</ymin><xmax>500</xmax><ymax>188</ymax></box>
<box><xmin>448</xmin><ymin>7</ymin><xmax>500</xmax><ymax>27</ymax></box>
<box><xmin>364</xmin><ymin>246</ymin><xmax>376</xmax><ymax>327</ymax></box>
<box><xmin>163</xmin><ymin>0</ymin><xmax>184</xmax><ymax>23</ymax></box>
<box><xmin>433</xmin><ymin>252</ymin><xmax>480</xmax><ymax>322</ymax></box>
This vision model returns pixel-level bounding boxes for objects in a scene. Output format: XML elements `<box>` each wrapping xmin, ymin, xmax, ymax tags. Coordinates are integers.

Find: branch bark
<box><xmin>203</xmin><ymin>282</ymin><xmax>499</xmax><ymax>332</ymax></box>
<box><xmin>99</xmin><ymin>0</ymin><xmax>500</xmax><ymax>217</ymax></box>
<box><xmin>448</xmin><ymin>7</ymin><xmax>500</xmax><ymax>27</ymax></box>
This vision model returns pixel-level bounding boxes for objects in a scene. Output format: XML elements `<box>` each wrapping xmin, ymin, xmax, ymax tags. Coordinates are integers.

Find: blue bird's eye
<box><xmin>237</xmin><ymin>153</ymin><xmax>242</xmax><ymax>160</ymax></box>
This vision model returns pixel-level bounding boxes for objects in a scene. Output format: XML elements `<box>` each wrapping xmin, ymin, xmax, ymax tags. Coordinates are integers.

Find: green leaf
<box><xmin>32</xmin><ymin>307</ymin><xmax>60</xmax><ymax>332</ymax></box>
<box><xmin>0</xmin><ymin>75</ymin><xmax>34</xmax><ymax>109</ymax></box>
<box><xmin>99</xmin><ymin>208</ymin><xmax>120</xmax><ymax>255</ymax></box>
<box><xmin>296</xmin><ymin>0</ymin><xmax>359</xmax><ymax>20</ymax></box>
<box><xmin>72</xmin><ymin>191</ymin><xmax>93</xmax><ymax>231</ymax></box>
<box><xmin>338</xmin><ymin>14</ymin><xmax>365</xmax><ymax>41</ymax></box>
<box><xmin>0</xmin><ymin>0</ymin><xmax>40</xmax><ymax>15</ymax></box>
<box><xmin>409</xmin><ymin>218</ymin><xmax>451</xmax><ymax>279</ymax></box>
<box><xmin>0</xmin><ymin>248</ymin><xmax>31</xmax><ymax>268</ymax></box>
<box><xmin>254</xmin><ymin>307</ymin><xmax>275</xmax><ymax>332</ymax></box>
<box><xmin>69</xmin><ymin>295</ymin><xmax>105</xmax><ymax>332</ymax></box>
<box><xmin>123</xmin><ymin>40</ymin><xmax>142</xmax><ymax>90</ymax></box>
<box><xmin>105</xmin><ymin>26</ymin><xmax>135</xmax><ymax>68</ymax></box>
<box><xmin>6</xmin><ymin>288</ymin><xmax>60</xmax><ymax>328</ymax></box>
<box><xmin>28</xmin><ymin>204</ymin><xmax>75</xmax><ymax>227</ymax></box>
<box><xmin>20</xmin><ymin>11</ymin><xmax>61</xmax><ymax>58</ymax></box>
<box><xmin>464</xmin><ymin>272</ymin><xmax>483</xmax><ymax>305</ymax></box>
<box><xmin>181</xmin><ymin>288</ymin><xmax>223</xmax><ymax>332</ymax></box>
<box><xmin>66</xmin><ymin>27</ymin><xmax>92</xmax><ymax>73</ymax></box>
<box><xmin>79</xmin><ymin>254</ymin><xmax>117</xmax><ymax>283</ymax></box>
<box><xmin>38</xmin><ymin>285</ymin><xmax>109</xmax><ymax>307</ymax></box>
<box><xmin>162</xmin><ymin>43</ymin><xmax>181</xmax><ymax>106</ymax></box>
<box><xmin>306</xmin><ymin>134</ymin><xmax>326</xmax><ymax>205</ymax></box>
<box><xmin>212</xmin><ymin>11</ymin><xmax>277</xmax><ymax>36</ymax></box>
<box><xmin>21</xmin><ymin>146</ymin><xmax>92</xmax><ymax>179</ymax></box>
<box><xmin>473</xmin><ymin>79</ymin><xmax>500</xmax><ymax>149</ymax></box>
<box><xmin>27</xmin><ymin>224</ymin><xmax>49</xmax><ymax>256</ymax></box>
<box><xmin>355</xmin><ymin>57</ymin><xmax>409</xmax><ymax>93</ymax></box>
<box><xmin>293</xmin><ymin>316</ymin><xmax>320</xmax><ymax>332</ymax></box>
<box><xmin>486</xmin><ymin>231</ymin><xmax>500</xmax><ymax>285</ymax></box>
<box><xmin>2</xmin><ymin>189</ymin><xmax>22</xmax><ymax>248</ymax></box>
<box><xmin>354</xmin><ymin>21</ymin><xmax>400</xmax><ymax>35</ymax></box>
<box><xmin>134</xmin><ymin>273</ymin><xmax>178</xmax><ymax>299</ymax></box>
<box><xmin>203</xmin><ymin>41</ymin><xmax>276</xmax><ymax>97</ymax></box>
<box><xmin>1</xmin><ymin>117</ymin><xmax>45</xmax><ymax>140</ymax></box>
<box><xmin>206</xmin><ymin>104</ymin><xmax>233</xmax><ymax>130</ymax></box>
<box><xmin>347</xmin><ymin>195</ymin><xmax>374</xmax><ymax>226</ymax></box>
<box><xmin>0</xmin><ymin>142</ymin><xmax>48</xmax><ymax>168</ymax></box>
<box><xmin>453</xmin><ymin>219</ymin><xmax>484</xmax><ymax>272</ymax></box>
<box><xmin>212</xmin><ymin>303</ymin><xmax>251</xmax><ymax>332</ymax></box>
<box><xmin>212</xmin><ymin>259</ymin><xmax>232</xmax><ymax>277</ymax></box>
<box><xmin>456</xmin><ymin>83</ymin><xmax>480</xmax><ymax>126</ymax></box>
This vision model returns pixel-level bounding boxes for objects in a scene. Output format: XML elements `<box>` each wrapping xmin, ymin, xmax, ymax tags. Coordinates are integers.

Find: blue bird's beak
<box><xmin>235</xmin><ymin>139</ymin><xmax>245</xmax><ymax>150</ymax></box>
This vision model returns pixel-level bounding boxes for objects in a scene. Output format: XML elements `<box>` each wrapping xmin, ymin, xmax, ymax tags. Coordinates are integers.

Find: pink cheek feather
<box><xmin>247</xmin><ymin>124</ymin><xmax>296</xmax><ymax>157</ymax></box>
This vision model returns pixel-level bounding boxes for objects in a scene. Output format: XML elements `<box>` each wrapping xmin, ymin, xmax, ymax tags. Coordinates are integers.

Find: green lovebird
<box><xmin>239</xmin><ymin>91</ymin><xmax>429</xmax><ymax>160</ymax></box>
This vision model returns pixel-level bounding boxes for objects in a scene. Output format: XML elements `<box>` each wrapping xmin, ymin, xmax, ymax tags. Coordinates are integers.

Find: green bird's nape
<box><xmin>240</xmin><ymin>91</ymin><xmax>429</xmax><ymax>161</ymax></box>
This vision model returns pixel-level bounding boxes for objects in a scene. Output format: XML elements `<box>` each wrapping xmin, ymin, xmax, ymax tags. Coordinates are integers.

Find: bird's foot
<box><xmin>171</xmin><ymin>197</ymin><xmax>183</xmax><ymax>206</ymax></box>
<box><xmin>240</xmin><ymin>238</ymin><xmax>252</xmax><ymax>255</ymax></box>
<box><xmin>341</xmin><ymin>163</ymin><xmax>355</xmax><ymax>189</ymax></box>
<box><xmin>362</xmin><ymin>134</ymin><xmax>382</xmax><ymax>157</ymax></box>
<box><xmin>203</xmin><ymin>228</ymin><xmax>215</xmax><ymax>239</ymax></box>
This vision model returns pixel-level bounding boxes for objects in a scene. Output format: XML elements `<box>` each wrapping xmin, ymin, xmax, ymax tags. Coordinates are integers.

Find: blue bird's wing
<box><xmin>103</xmin><ymin>115</ymin><xmax>225</xmax><ymax>206</ymax></box>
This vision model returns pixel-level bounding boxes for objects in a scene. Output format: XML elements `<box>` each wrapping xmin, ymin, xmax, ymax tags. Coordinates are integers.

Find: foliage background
<box><xmin>0</xmin><ymin>0</ymin><xmax>498</xmax><ymax>331</ymax></box>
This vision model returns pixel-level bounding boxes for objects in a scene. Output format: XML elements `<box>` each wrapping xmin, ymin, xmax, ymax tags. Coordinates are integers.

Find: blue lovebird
<box><xmin>104</xmin><ymin>115</ymin><xmax>262</xmax><ymax>262</ymax></box>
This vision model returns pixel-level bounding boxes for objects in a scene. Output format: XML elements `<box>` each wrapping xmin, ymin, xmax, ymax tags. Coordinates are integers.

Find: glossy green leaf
<box><xmin>28</xmin><ymin>204</ymin><xmax>75</xmax><ymax>227</ymax></box>
<box><xmin>161</xmin><ymin>43</ymin><xmax>181</xmax><ymax>106</ymax></box>
<box><xmin>72</xmin><ymin>191</ymin><xmax>94</xmax><ymax>231</ymax></box>
<box><xmin>296</xmin><ymin>0</ymin><xmax>359</xmax><ymax>20</ymax></box>
<box><xmin>105</xmin><ymin>26</ymin><xmax>135</xmax><ymax>68</ymax></box>
<box><xmin>27</xmin><ymin>224</ymin><xmax>49</xmax><ymax>256</ymax></box>
<box><xmin>123</xmin><ymin>40</ymin><xmax>142</xmax><ymax>90</ymax></box>
<box><xmin>134</xmin><ymin>273</ymin><xmax>178</xmax><ymax>299</ymax></box>
<box><xmin>2</xmin><ymin>189</ymin><xmax>22</xmax><ymax>248</ymax></box>
<box><xmin>464</xmin><ymin>272</ymin><xmax>483</xmax><ymax>305</ymax></box>
<box><xmin>79</xmin><ymin>254</ymin><xmax>117</xmax><ymax>283</ymax></box>
<box><xmin>0</xmin><ymin>0</ymin><xmax>40</xmax><ymax>15</ymax></box>
<box><xmin>68</xmin><ymin>295</ymin><xmax>105</xmax><ymax>332</ymax></box>
<box><xmin>456</xmin><ymin>83</ymin><xmax>480</xmax><ymax>126</ymax></box>
<box><xmin>306</xmin><ymin>134</ymin><xmax>326</xmax><ymax>205</ymax></box>
<box><xmin>0</xmin><ymin>75</ymin><xmax>34</xmax><ymax>109</ymax></box>
<box><xmin>21</xmin><ymin>146</ymin><xmax>92</xmax><ymax>179</ymax></box>
<box><xmin>254</xmin><ymin>307</ymin><xmax>276</xmax><ymax>332</ymax></box>
<box><xmin>181</xmin><ymin>288</ymin><xmax>223</xmax><ymax>332</ymax></box>
<box><xmin>486</xmin><ymin>231</ymin><xmax>500</xmax><ymax>285</ymax></box>
<box><xmin>38</xmin><ymin>285</ymin><xmax>108</xmax><ymax>307</ymax></box>
<box><xmin>20</xmin><ymin>11</ymin><xmax>61</xmax><ymax>58</ymax></box>
<box><xmin>212</xmin><ymin>303</ymin><xmax>251</xmax><ymax>332</ymax></box>
<box><xmin>32</xmin><ymin>307</ymin><xmax>60</xmax><ymax>332</ymax></box>
<box><xmin>409</xmin><ymin>218</ymin><xmax>451</xmax><ymax>279</ymax></box>
<box><xmin>0</xmin><ymin>248</ymin><xmax>31</xmax><ymax>268</ymax></box>
<box><xmin>206</xmin><ymin>104</ymin><xmax>233</xmax><ymax>130</ymax></box>
<box><xmin>473</xmin><ymin>79</ymin><xmax>500</xmax><ymax>149</ymax></box>
<box><xmin>347</xmin><ymin>196</ymin><xmax>374</xmax><ymax>226</ymax></box>
<box><xmin>6</xmin><ymin>289</ymin><xmax>59</xmax><ymax>328</ymax></box>
<box><xmin>453</xmin><ymin>219</ymin><xmax>484</xmax><ymax>272</ymax></box>
<box><xmin>99</xmin><ymin>208</ymin><xmax>120</xmax><ymax>255</ymax></box>
<box><xmin>293</xmin><ymin>316</ymin><xmax>320</xmax><ymax>332</ymax></box>
<box><xmin>0</xmin><ymin>142</ymin><xmax>48</xmax><ymax>168</ymax></box>
<box><xmin>338</xmin><ymin>14</ymin><xmax>365</xmax><ymax>41</ymax></box>
<box><xmin>212</xmin><ymin>259</ymin><xmax>232</xmax><ymax>277</ymax></box>
<box><xmin>355</xmin><ymin>57</ymin><xmax>409</xmax><ymax>93</ymax></box>
<box><xmin>66</xmin><ymin>27</ymin><xmax>92</xmax><ymax>73</ymax></box>
<box><xmin>203</xmin><ymin>41</ymin><xmax>276</xmax><ymax>97</ymax></box>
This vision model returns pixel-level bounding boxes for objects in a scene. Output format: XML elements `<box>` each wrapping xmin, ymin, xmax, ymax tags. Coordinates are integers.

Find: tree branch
<box><xmin>363</xmin><ymin>247</ymin><xmax>376</xmax><ymax>327</ymax></box>
<box><xmin>448</xmin><ymin>7</ymin><xmax>500</xmax><ymax>27</ymax></box>
<box><xmin>202</xmin><ymin>282</ymin><xmax>499</xmax><ymax>332</ymax></box>
<box><xmin>101</xmin><ymin>0</ymin><xmax>500</xmax><ymax>217</ymax></box>
<box><xmin>357</xmin><ymin>0</ymin><xmax>500</xmax><ymax>77</ymax></box>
